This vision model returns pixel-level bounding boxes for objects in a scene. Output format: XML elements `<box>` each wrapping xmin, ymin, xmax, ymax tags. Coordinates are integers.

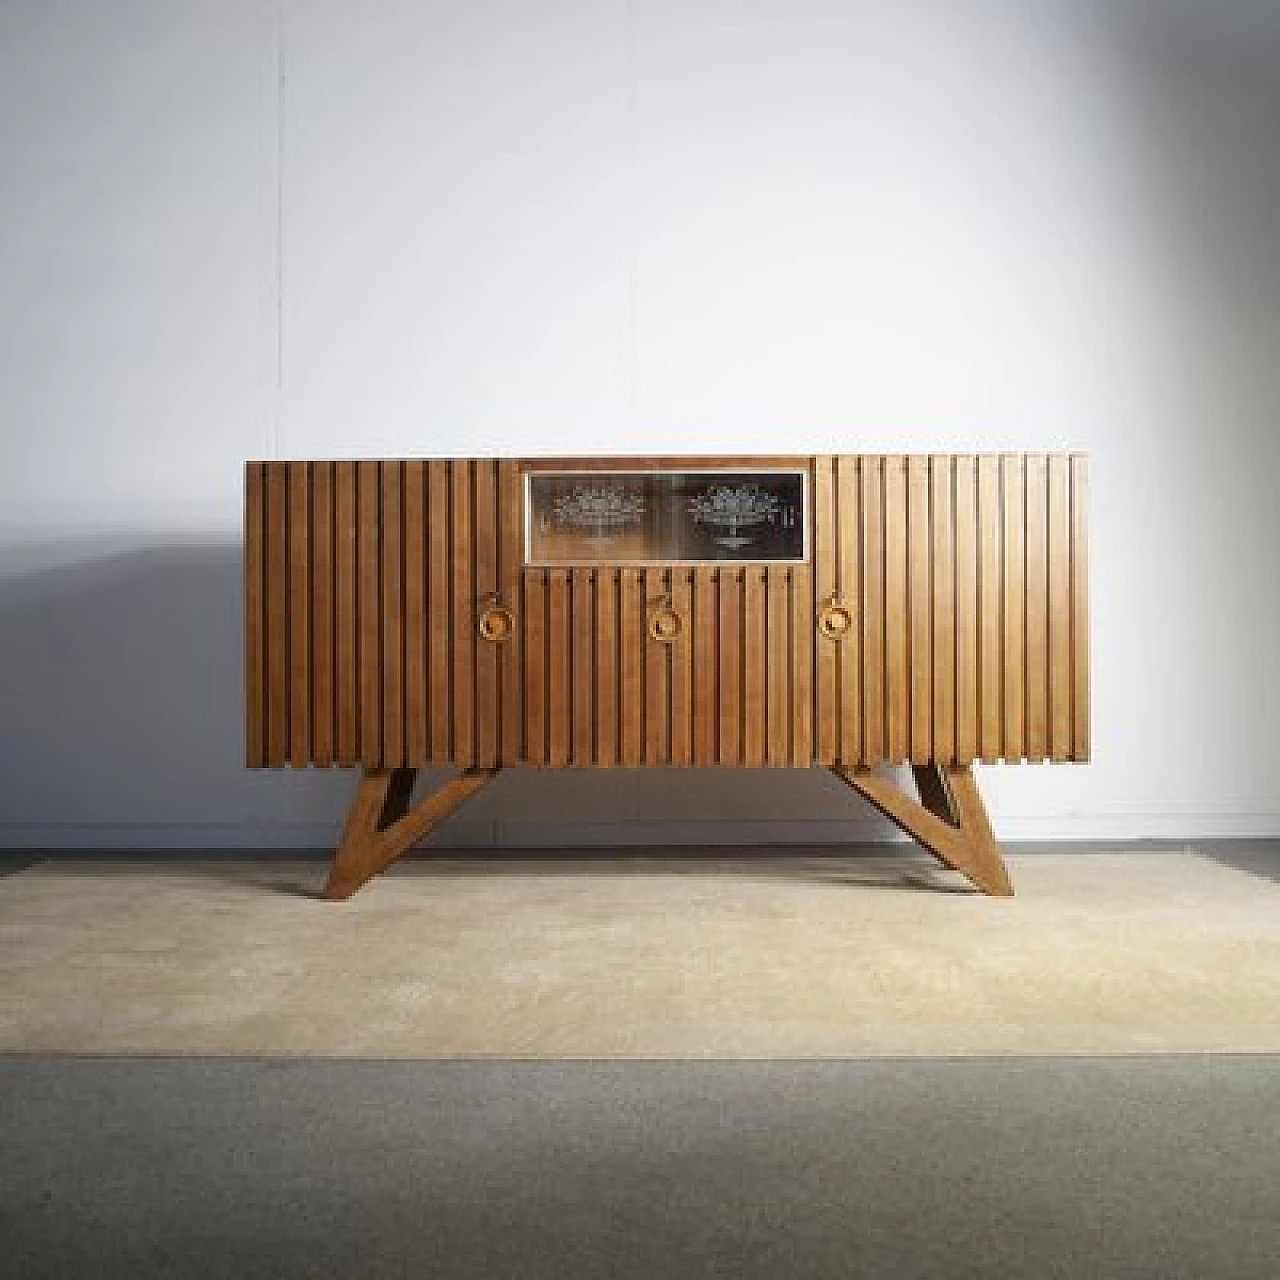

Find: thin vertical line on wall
<box><xmin>625</xmin><ymin>0</ymin><xmax>638</xmax><ymax>424</ymax></box>
<box><xmin>272</xmin><ymin>0</ymin><xmax>286</xmax><ymax>459</ymax></box>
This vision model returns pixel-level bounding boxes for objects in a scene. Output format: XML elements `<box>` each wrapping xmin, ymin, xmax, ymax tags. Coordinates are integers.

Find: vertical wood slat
<box><xmin>1047</xmin><ymin>455</ymin><xmax>1072</xmax><ymax>762</ymax></box>
<box><xmin>427</xmin><ymin>462</ymin><xmax>450</xmax><ymax>762</ymax></box>
<box><xmin>288</xmin><ymin>463</ymin><xmax>311</xmax><ymax>768</ymax></box>
<box><xmin>595</xmin><ymin>569</ymin><xmax>618</xmax><ymax>767</ymax></box>
<box><xmin>402</xmin><ymin>461</ymin><xmax>426</xmax><ymax>765</ymax></box>
<box><xmin>498</xmin><ymin>461</ymin><xmax>523</xmax><ymax>766</ymax></box>
<box><xmin>473</xmin><ymin>461</ymin><xmax>500</xmax><ymax>769</ymax></box>
<box><xmin>767</xmin><ymin>566</ymin><xmax>790</xmax><ymax>766</ymax></box>
<box><xmin>693</xmin><ymin>568</ymin><xmax>717</xmax><ymax>765</ymax></box>
<box><xmin>547</xmin><ymin>570</ymin><xmax>571</xmax><ymax>767</ymax></box>
<box><xmin>883</xmin><ymin>457</ymin><xmax>908</xmax><ymax>763</ymax></box>
<box><xmin>836</xmin><ymin>456</ymin><xmax>861</xmax><ymax>769</ymax></box>
<box><xmin>813</xmin><ymin>456</ymin><xmax>838</xmax><ymax>766</ymax></box>
<box><xmin>248</xmin><ymin>451</ymin><xmax>1089</xmax><ymax>773</ymax></box>
<box><xmin>1001</xmin><ymin>454</ymin><xmax>1026</xmax><ymax>761</ymax></box>
<box><xmin>1024</xmin><ymin>454</ymin><xmax>1049</xmax><ymax>761</ymax></box>
<box><xmin>669</xmin><ymin>571</ymin><xmax>692</xmax><ymax>766</ymax></box>
<box><xmin>523</xmin><ymin>568</ymin><xmax>546</xmax><ymax>765</ymax></box>
<box><xmin>244</xmin><ymin>463</ymin><xmax>266</xmax><ymax>767</ymax></box>
<box><xmin>265</xmin><ymin>462</ymin><xmax>289</xmax><ymax>768</ymax></box>
<box><xmin>976</xmin><ymin>455</ymin><xmax>1002</xmax><ymax>764</ymax></box>
<box><xmin>619</xmin><ymin>568</ymin><xmax>642</xmax><ymax>767</ymax></box>
<box><xmin>451</xmin><ymin>462</ymin><xmax>474</xmax><ymax>767</ymax></box>
<box><xmin>790</xmin><ymin>563</ymin><xmax>813</xmax><ymax>765</ymax></box>
<box><xmin>1071</xmin><ymin>455</ymin><xmax>1090</xmax><ymax>761</ymax></box>
<box><xmin>311</xmin><ymin>462</ymin><xmax>335</xmax><ymax>768</ymax></box>
<box><xmin>930</xmin><ymin>456</ymin><xmax>955</xmax><ymax>766</ymax></box>
<box><xmin>358</xmin><ymin>462</ymin><xmax>382</xmax><ymax>768</ymax></box>
<box><xmin>954</xmin><ymin>456</ymin><xmax>979</xmax><ymax>765</ymax></box>
<box><xmin>742</xmin><ymin>567</ymin><xmax>766</xmax><ymax>768</ymax></box>
<box><xmin>334</xmin><ymin>462</ymin><xmax>358</xmax><ymax>766</ymax></box>
<box><xmin>381</xmin><ymin>461</ymin><xmax>403</xmax><ymax>767</ymax></box>
<box><xmin>644</xmin><ymin>568</ymin><xmax>667</xmax><ymax>764</ymax></box>
<box><xmin>907</xmin><ymin>455</ymin><xmax>932</xmax><ymax>765</ymax></box>
<box><xmin>718</xmin><ymin>570</ymin><xmax>741</xmax><ymax>765</ymax></box>
<box><xmin>573</xmin><ymin>567</ymin><xmax>595</xmax><ymax>766</ymax></box>
<box><xmin>860</xmin><ymin>458</ymin><xmax>885</xmax><ymax>766</ymax></box>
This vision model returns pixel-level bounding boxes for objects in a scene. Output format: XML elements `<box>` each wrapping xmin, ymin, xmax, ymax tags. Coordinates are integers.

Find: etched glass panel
<box><xmin>525</xmin><ymin>469</ymin><xmax>807</xmax><ymax>564</ymax></box>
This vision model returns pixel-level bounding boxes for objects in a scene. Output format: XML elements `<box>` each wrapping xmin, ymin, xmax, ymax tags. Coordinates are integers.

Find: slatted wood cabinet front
<box><xmin>246</xmin><ymin>455</ymin><xmax>1089</xmax><ymax>774</ymax></box>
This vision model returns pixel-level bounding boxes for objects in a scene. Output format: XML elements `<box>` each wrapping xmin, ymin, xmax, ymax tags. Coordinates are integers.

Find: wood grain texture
<box><xmin>883</xmin><ymin>458</ymin><xmax>909</xmax><ymax>763</ymax></box>
<box><xmin>265</xmin><ymin>462</ymin><xmax>289</xmax><ymax>768</ymax></box>
<box><xmin>767</xmin><ymin>566</ymin><xmax>790</xmax><ymax>767</ymax></box>
<box><xmin>813</xmin><ymin>456</ymin><xmax>837</xmax><ymax>766</ymax></box>
<box><xmin>1024</xmin><ymin>454</ymin><xmax>1049</xmax><ymax>762</ymax></box>
<box><xmin>287</xmin><ymin>463</ymin><xmax>311</xmax><ymax>768</ymax></box>
<box><xmin>976</xmin><ymin>455</ymin><xmax>1002</xmax><ymax>765</ymax></box>
<box><xmin>743</xmin><ymin>567</ymin><xmax>767</xmax><ymax>768</ymax></box>
<box><xmin>402</xmin><ymin>461</ymin><xmax>426</xmax><ymax>766</ymax></box>
<box><xmin>953</xmin><ymin>456</ymin><xmax>978</xmax><ymax>765</ymax></box>
<box><xmin>833</xmin><ymin>765</ymin><xmax>1013</xmax><ymax>897</ymax></box>
<box><xmin>645</xmin><ymin>568</ymin><xmax>668</xmax><ymax>765</ymax></box>
<box><xmin>718</xmin><ymin>570</ymin><xmax>742</xmax><ymax>766</ymax></box>
<box><xmin>669</xmin><ymin>570</ymin><xmax>692</xmax><ymax>766</ymax></box>
<box><xmin>334</xmin><ymin>462</ymin><xmax>358</xmax><ymax>767</ymax></box>
<box><xmin>310</xmin><ymin>462</ymin><xmax>335</xmax><ymax>768</ymax></box>
<box><xmin>790</xmin><ymin>563</ymin><xmax>813</xmax><ymax>765</ymax></box>
<box><xmin>245</xmin><ymin>453</ymin><xmax>1090</xmax><ymax>776</ymax></box>
<box><xmin>450</xmin><ymin>462</ymin><xmax>474</xmax><ymax>767</ymax></box>
<box><xmin>1047</xmin><ymin>454</ymin><xmax>1072</xmax><ymax>762</ymax></box>
<box><xmin>380</xmin><ymin>461</ymin><xmax>403</xmax><ymax>767</ymax></box>
<box><xmin>358</xmin><ymin>462</ymin><xmax>382</xmax><ymax>769</ymax></box>
<box><xmin>1001</xmin><ymin>454</ymin><xmax>1025</xmax><ymax>762</ymax></box>
<box><xmin>244</xmin><ymin>463</ymin><xmax>266</xmax><ymax>768</ymax></box>
<box><xmin>1071</xmin><ymin>454</ymin><xmax>1090</xmax><ymax>761</ymax></box>
<box><xmin>523</xmin><ymin>567</ymin><xmax>546</xmax><ymax>766</ymax></box>
<box><xmin>595</xmin><ymin>569</ymin><xmax>618</xmax><ymax>767</ymax></box>
<box><xmin>473</xmin><ymin>461</ymin><xmax>500</xmax><ymax>769</ymax></box>
<box><xmin>693</xmin><ymin>567</ymin><xmax>717</xmax><ymax>766</ymax></box>
<box><xmin>574</xmin><ymin>567</ymin><xmax>595</xmax><ymax>766</ymax></box>
<box><xmin>619</xmin><ymin>568</ymin><xmax>642</xmax><ymax>767</ymax></box>
<box><xmin>427</xmin><ymin>462</ymin><xmax>450</xmax><ymax>762</ymax></box>
<box><xmin>860</xmin><ymin>458</ymin><xmax>885</xmax><ymax>767</ymax></box>
<box><xmin>930</xmin><ymin>456</ymin><xmax>955</xmax><ymax>767</ymax></box>
<box><xmin>908</xmin><ymin>455</ymin><xmax>932</xmax><ymax>766</ymax></box>
<box><xmin>547</xmin><ymin>569</ymin><xmax>571</xmax><ymax>768</ymax></box>
<box><xmin>242</xmin><ymin>454</ymin><xmax>1093</xmax><ymax>898</ymax></box>
<box><xmin>498</xmin><ymin>460</ymin><xmax>523</xmax><ymax>766</ymax></box>
<box><xmin>837</xmin><ymin>455</ymin><xmax>861</xmax><ymax>769</ymax></box>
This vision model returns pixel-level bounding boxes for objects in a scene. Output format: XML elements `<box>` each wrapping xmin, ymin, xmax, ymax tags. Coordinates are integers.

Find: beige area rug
<box><xmin>1</xmin><ymin>851</ymin><xmax>1277</xmax><ymax>1057</ymax></box>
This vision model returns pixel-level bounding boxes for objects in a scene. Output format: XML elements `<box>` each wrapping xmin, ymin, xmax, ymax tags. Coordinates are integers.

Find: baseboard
<box><xmin>2</xmin><ymin>813</ymin><xmax>1279</xmax><ymax>851</ymax></box>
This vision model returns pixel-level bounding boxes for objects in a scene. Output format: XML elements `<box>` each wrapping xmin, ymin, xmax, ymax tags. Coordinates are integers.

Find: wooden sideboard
<box><xmin>245</xmin><ymin>455</ymin><xmax>1089</xmax><ymax>898</ymax></box>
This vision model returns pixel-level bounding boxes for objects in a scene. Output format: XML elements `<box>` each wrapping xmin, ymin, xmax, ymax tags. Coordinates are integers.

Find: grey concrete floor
<box><xmin>3</xmin><ymin>1056</ymin><xmax>1279</xmax><ymax>1280</ymax></box>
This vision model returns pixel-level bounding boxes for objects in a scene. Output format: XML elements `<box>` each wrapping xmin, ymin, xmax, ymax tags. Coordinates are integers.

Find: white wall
<box><xmin>2</xmin><ymin>0</ymin><xmax>1278</xmax><ymax>849</ymax></box>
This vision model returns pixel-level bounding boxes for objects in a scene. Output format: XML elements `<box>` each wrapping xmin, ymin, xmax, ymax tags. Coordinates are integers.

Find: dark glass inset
<box><xmin>525</xmin><ymin>469</ymin><xmax>807</xmax><ymax>565</ymax></box>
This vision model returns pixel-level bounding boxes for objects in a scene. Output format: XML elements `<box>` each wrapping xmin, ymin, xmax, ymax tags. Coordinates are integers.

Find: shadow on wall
<box><xmin>0</xmin><ymin>538</ymin><xmax>899</xmax><ymax>851</ymax></box>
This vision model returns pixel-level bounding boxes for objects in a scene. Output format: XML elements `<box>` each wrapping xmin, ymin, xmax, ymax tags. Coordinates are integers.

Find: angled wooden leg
<box><xmin>324</xmin><ymin>768</ymin><xmax>500</xmax><ymax>900</ymax></box>
<box><xmin>832</xmin><ymin>764</ymin><xmax>1014</xmax><ymax>897</ymax></box>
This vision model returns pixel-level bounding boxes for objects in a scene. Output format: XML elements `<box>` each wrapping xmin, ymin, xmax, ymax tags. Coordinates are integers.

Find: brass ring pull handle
<box><xmin>478</xmin><ymin>600</ymin><xmax>516</xmax><ymax>643</ymax></box>
<box><xmin>817</xmin><ymin>596</ymin><xmax>853</xmax><ymax>641</ymax></box>
<box><xmin>648</xmin><ymin>605</ymin><xmax>682</xmax><ymax>643</ymax></box>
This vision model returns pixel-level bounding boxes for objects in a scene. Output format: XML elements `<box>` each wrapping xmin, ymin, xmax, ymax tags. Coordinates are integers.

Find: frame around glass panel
<box><xmin>524</xmin><ymin>468</ymin><xmax>809</xmax><ymax>566</ymax></box>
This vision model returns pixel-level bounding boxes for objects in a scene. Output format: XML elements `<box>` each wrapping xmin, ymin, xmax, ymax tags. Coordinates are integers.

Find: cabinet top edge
<box><xmin>245</xmin><ymin>451</ymin><xmax>1092</xmax><ymax>467</ymax></box>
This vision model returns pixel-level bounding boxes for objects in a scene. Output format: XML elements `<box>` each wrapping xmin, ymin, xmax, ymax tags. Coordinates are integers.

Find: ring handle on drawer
<box><xmin>817</xmin><ymin>596</ymin><xmax>853</xmax><ymax>641</ymax></box>
<box><xmin>478</xmin><ymin>600</ymin><xmax>516</xmax><ymax>644</ymax></box>
<box><xmin>648</xmin><ymin>605</ymin><xmax>682</xmax><ymax>643</ymax></box>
